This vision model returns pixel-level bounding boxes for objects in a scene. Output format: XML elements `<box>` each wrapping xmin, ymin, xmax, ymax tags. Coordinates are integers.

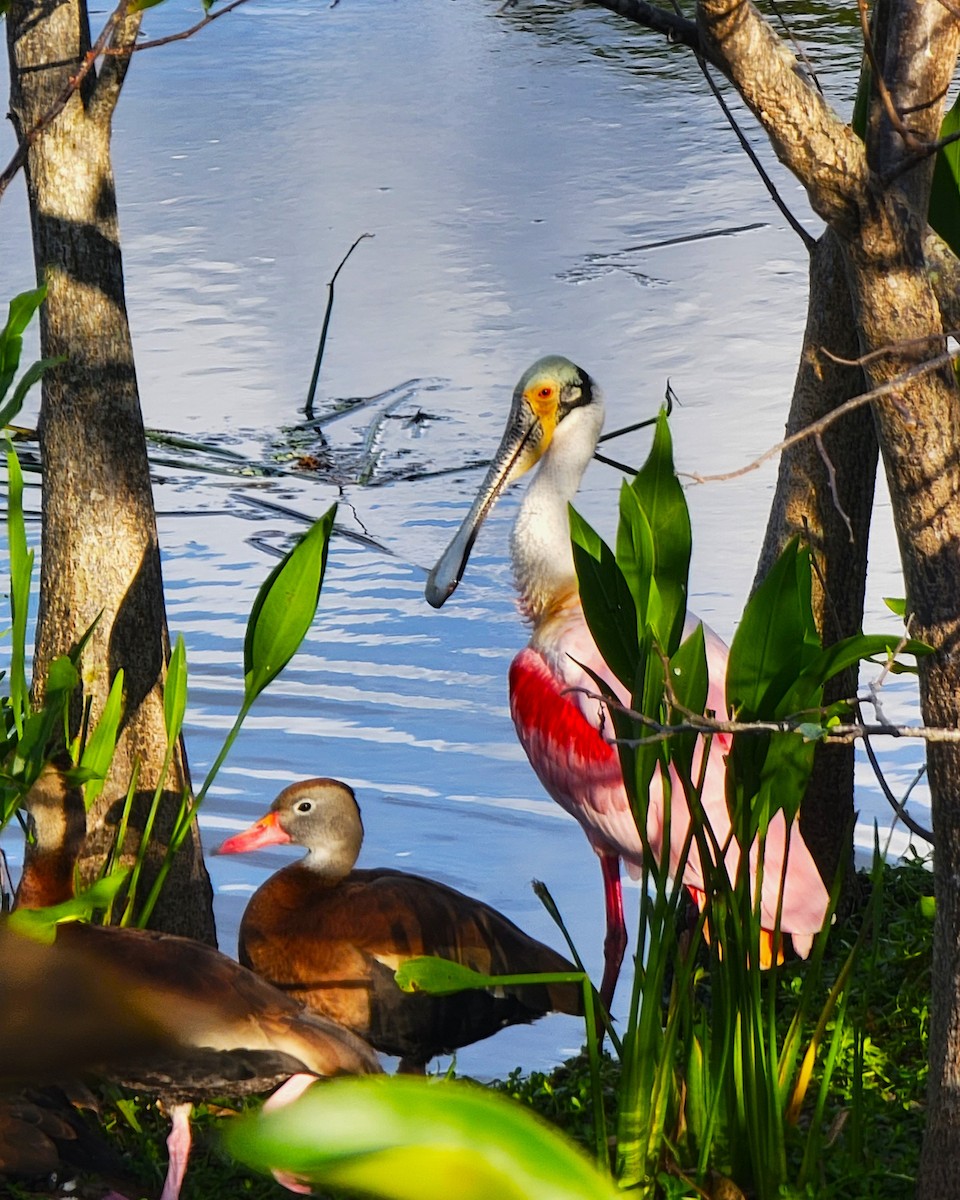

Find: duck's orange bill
<box><xmin>216</xmin><ymin>810</ymin><xmax>291</xmax><ymax>855</ymax></box>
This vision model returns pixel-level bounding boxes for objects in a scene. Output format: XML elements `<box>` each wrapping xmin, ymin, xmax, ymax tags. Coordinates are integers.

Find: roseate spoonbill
<box><xmin>14</xmin><ymin>765</ymin><xmax>380</xmax><ymax>1200</ymax></box>
<box><xmin>217</xmin><ymin>777</ymin><xmax>583</xmax><ymax>1072</ymax></box>
<box><xmin>424</xmin><ymin>355</ymin><xmax>829</xmax><ymax>1009</ymax></box>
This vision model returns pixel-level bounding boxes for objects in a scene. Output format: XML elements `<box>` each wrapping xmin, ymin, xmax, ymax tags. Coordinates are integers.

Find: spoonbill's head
<box><xmin>425</xmin><ymin>356</ymin><xmax>599</xmax><ymax>608</ymax></box>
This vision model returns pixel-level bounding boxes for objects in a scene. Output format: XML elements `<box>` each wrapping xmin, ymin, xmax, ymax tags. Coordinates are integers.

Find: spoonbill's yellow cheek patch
<box><xmin>525</xmin><ymin>384</ymin><xmax>559</xmax><ymax>448</ymax></box>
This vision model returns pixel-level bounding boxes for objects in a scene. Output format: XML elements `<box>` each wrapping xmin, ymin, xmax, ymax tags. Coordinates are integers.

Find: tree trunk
<box><xmin>5</xmin><ymin>0</ymin><xmax>216</xmax><ymax>943</ymax></box>
<box><xmin>754</xmin><ymin>228</ymin><xmax>876</xmax><ymax>894</ymax></box>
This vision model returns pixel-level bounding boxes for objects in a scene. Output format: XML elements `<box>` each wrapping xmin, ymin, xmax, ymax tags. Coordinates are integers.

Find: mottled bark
<box><xmin>5</xmin><ymin>0</ymin><xmax>215</xmax><ymax>942</ymax></box>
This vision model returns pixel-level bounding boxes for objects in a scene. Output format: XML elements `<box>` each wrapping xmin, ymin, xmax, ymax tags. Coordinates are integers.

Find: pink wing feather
<box><xmin>508</xmin><ymin>609</ymin><xmax>828</xmax><ymax>943</ymax></box>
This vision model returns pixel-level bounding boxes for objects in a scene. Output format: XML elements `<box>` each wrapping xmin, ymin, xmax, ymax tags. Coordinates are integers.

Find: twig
<box><xmin>0</xmin><ymin>1</ymin><xmax>129</xmax><ymax>204</ymax></box>
<box><xmin>813</xmin><ymin>431</ymin><xmax>854</xmax><ymax>543</ymax></box>
<box><xmin>560</xmin><ymin>683</ymin><xmax>960</xmax><ymax>746</ymax></box>
<box><xmin>863</xmin><ymin>740</ymin><xmax>932</xmax><ymax>841</ymax></box>
<box><xmin>678</xmin><ymin>7</ymin><xmax>815</xmax><ymax>250</ymax></box>
<box><xmin>0</xmin><ymin>0</ymin><xmax>255</xmax><ymax>206</ymax></box>
<box><xmin>304</xmin><ymin>234</ymin><xmax>374</xmax><ymax>421</ymax></box>
<box><xmin>821</xmin><ymin>327</ymin><xmax>960</xmax><ymax>368</ymax></box>
<box><xmin>682</xmin><ymin>342</ymin><xmax>960</xmax><ymax>486</ymax></box>
<box><xmin>103</xmin><ymin>0</ymin><xmax>252</xmax><ymax>53</ymax></box>
<box><xmin>855</xmin><ymin>0</ymin><xmax>925</xmax><ymax>154</ymax></box>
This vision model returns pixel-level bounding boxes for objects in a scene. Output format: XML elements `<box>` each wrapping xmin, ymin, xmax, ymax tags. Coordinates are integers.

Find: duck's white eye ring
<box><xmin>295</xmin><ymin>800</ymin><xmax>313</xmax><ymax>813</ymax></box>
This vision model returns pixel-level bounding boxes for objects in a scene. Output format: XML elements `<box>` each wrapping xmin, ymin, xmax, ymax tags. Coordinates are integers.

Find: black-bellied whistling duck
<box><xmin>12</xmin><ymin>764</ymin><xmax>381</xmax><ymax>1200</ymax></box>
<box><xmin>217</xmin><ymin>777</ymin><xmax>583</xmax><ymax>1072</ymax></box>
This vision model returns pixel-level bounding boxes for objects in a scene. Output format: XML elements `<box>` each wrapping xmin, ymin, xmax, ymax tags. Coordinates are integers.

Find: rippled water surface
<box><xmin>0</xmin><ymin>0</ymin><xmax>926</xmax><ymax>1075</ymax></box>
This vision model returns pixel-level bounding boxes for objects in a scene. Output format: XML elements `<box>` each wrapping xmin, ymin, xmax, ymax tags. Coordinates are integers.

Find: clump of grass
<box><xmin>492</xmin><ymin>853</ymin><xmax>932</xmax><ymax>1198</ymax></box>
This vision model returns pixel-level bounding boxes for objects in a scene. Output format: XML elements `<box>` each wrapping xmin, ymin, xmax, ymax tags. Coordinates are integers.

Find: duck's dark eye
<box><xmin>296</xmin><ymin>800</ymin><xmax>313</xmax><ymax>813</ymax></box>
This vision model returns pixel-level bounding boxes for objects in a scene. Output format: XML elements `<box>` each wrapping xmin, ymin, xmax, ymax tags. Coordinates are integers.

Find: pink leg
<box><xmin>599</xmin><ymin>853</ymin><xmax>626</xmax><ymax>1012</ymax></box>
<box><xmin>161</xmin><ymin>1103</ymin><xmax>193</xmax><ymax>1200</ymax></box>
<box><xmin>264</xmin><ymin>1073</ymin><xmax>319</xmax><ymax>1194</ymax></box>
<box><xmin>263</xmin><ymin>1072</ymin><xmax>317</xmax><ymax>1112</ymax></box>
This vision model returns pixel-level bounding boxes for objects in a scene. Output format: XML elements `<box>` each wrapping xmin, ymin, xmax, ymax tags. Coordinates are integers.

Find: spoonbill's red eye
<box><xmin>537</xmin><ymin>386</ymin><xmax>553</xmax><ymax>399</ymax></box>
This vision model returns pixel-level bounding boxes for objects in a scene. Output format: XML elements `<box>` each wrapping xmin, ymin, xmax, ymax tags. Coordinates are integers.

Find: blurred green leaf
<box><xmin>243</xmin><ymin>505</ymin><xmax>335</xmax><ymax>701</ymax></box>
<box><xmin>883</xmin><ymin>596</ymin><xmax>907</xmax><ymax>617</ymax></box>
<box><xmin>395</xmin><ymin>955</ymin><xmax>584</xmax><ymax>997</ymax></box>
<box><xmin>7</xmin><ymin>871</ymin><xmax>129</xmax><ymax>943</ymax></box>
<box><xmin>224</xmin><ymin>1076</ymin><xmax>618</xmax><ymax>1200</ymax></box>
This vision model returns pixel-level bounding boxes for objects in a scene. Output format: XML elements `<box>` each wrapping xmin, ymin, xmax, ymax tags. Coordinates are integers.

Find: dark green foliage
<box><xmin>494</xmin><ymin>855</ymin><xmax>932</xmax><ymax>1198</ymax></box>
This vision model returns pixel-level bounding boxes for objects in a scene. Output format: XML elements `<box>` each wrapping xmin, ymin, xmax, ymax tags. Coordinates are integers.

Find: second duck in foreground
<box><xmin>217</xmin><ymin>778</ymin><xmax>583</xmax><ymax>1073</ymax></box>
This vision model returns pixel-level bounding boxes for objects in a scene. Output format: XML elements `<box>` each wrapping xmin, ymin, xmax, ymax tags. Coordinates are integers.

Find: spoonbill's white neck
<box><xmin>510</xmin><ymin>399</ymin><xmax>605</xmax><ymax>624</ymax></box>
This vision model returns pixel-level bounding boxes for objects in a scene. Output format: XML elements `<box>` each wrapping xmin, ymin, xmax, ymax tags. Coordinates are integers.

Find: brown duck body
<box><xmin>54</xmin><ymin>922</ymin><xmax>381</xmax><ymax>1095</ymax></box>
<box><xmin>9</xmin><ymin>764</ymin><xmax>381</xmax><ymax>1199</ymax></box>
<box><xmin>239</xmin><ymin>862</ymin><xmax>581</xmax><ymax>1068</ymax></box>
<box><xmin>221</xmin><ymin>778</ymin><xmax>583</xmax><ymax>1071</ymax></box>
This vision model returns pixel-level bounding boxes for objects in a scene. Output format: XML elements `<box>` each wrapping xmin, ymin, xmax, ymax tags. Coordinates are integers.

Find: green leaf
<box><xmin>883</xmin><ymin>596</ymin><xmax>907</xmax><ymax>617</ymax></box>
<box><xmin>795</xmin><ymin>722</ymin><xmax>829</xmax><ymax>742</ymax></box>
<box><xmin>666</xmin><ymin>621</ymin><xmax>709</xmax><ymax>783</ymax></box>
<box><xmin>0</xmin><ymin>356</ymin><xmax>63</xmax><ymax>428</ymax></box>
<box><xmin>243</xmin><ymin>505</ymin><xmax>336</xmax><ymax>701</ymax></box>
<box><xmin>920</xmin><ymin>895</ymin><xmax>936</xmax><ymax>920</ymax></box>
<box><xmin>782</xmin><ymin>632</ymin><xmax>933</xmax><ymax>716</ymax></box>
<box><xmin>164</xmin><ymin>635</ymin><xmax>188</xmax><ymax>742</ymax></box>
<box><xmin>570</xmin><ymin>506</ymin><xmax>639</xmax><ymax>691</ymax></box>
<box><xmin>127</xmin><ymin>0</ymin><xmax>167</xmax><ymax>10</ymax></box>
<box><xmin>80</xmin><ymin>670</ymin><xmax>124</xmax><ymax>810</ymax></box>
<box><xmin>726</xmin><ymin>538</ymin><xmax>820</xmax><ymax>720</ymax></box>
<box><xmin>0</xmin><ymin>287</ymin><xmax>47</xmax><ymax>401</ymax></box>
<box><xmin>930</xmin><ymin>93</ymin><xmax>960</xmax><ymax>258</ymax></box>
<box><xmin>15</xmin><ymin>655</ymin><xmax>80</xmax><ymax>767</ymax></box>
<box><xmin>223</xmin><ymin>1076</ymin><xmax>619</xmax><ymax>1200</ymax></box>
<box><xmin>624</xmin><ymin>409</ymin><xmax>691</xmax><ymax>652</ymax></box>
<box><xmin>6</xmin><ymin>443</ymin><xmax>32</xmax><ymax>736</ymax></box>
<box><xmin>615</xmin><ymin>484</ymin><xmax>658</xmax><ymax>629</ymax></box>
<box><xmin>7</xmin><ymin>871</ymin><xmax>129</xmax><ymax>943</ymax></box>
<box><xmin>395</xmin><ymin>956</ymin><xmax>501</xmax><ymax>996</ymax></box>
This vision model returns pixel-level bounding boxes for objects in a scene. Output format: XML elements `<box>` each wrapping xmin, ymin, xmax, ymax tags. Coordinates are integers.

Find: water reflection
<box><xmin>0</xmin><ymin>0</ymin><xmax>927</xmax><ymax>1075</ymax></box>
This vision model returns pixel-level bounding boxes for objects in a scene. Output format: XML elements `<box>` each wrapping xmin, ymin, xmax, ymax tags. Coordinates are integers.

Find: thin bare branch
<box><xmin>682</xmin><ymin>343</ymin><xmax>959</xmax><ymax>487</ymax></box>
<box><xmin>304</xmin><ymin>233</ymin><xmax>375</xmax><ymax>421</ymax></box>
<box><xmin>856</xmin><ymin>0</ymin><xmax>927</xmax><ymax>155</ymax></box>
<box><xmin>103</xmin><ymin>0</ymin><xmax>253</xmax><ymax>54</ymax></box>
<box><xmin>863</xmin><ymin>738</ymin><xmax>932</xmax><ymax>840</ymax></box>
<box><xmin>813</xmin><ymin>431</ymin><xmax>854</xmax><ymax>542</ymax></box>
<box><xmin>564</xmin><ymin>683</ymin><xmax>960</xmax><ymax>747</ymax></box>
<box><xmin>0</xmin><ymin>1</ymin><xmax>128</xmax><ymax>203</ymax></box>
<box><xmin>0</xmin><ymin>0</ymin><xmax>253</xmax><ymax>205</ymax></box>
<box><xmin>688</xmin><ymin>45</ymin><xmax>815</xmax><ymax>249</ymax></box>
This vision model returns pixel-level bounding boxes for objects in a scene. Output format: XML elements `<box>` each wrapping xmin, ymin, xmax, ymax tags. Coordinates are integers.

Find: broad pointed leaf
<box><xmin>244</xmin><ymin>505</ymin><xmax>336</xmax><ymax>701</ymax></box>
<box><xmin>570</xmin><ymin>506</ymin><xmax>639</xmax><ymax>690</ymax></box>
<box><xmin>81</xmin><ymin>670</ymin><xmax>124</xmax><ymax>810</ymax></box>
